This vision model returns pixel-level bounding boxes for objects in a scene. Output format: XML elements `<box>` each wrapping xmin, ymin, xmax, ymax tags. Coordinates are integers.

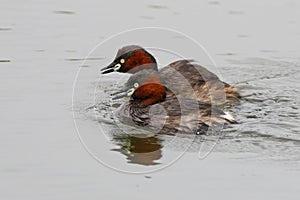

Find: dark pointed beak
<box><xmin>111</xmin><ymin>87</ymin><xmax>128</xmax><ymax>100</ymax></box>
<box><xmin>101</xmin><ymin>61</ymin><xmax>115</xmax><ymax>74</ymax></box>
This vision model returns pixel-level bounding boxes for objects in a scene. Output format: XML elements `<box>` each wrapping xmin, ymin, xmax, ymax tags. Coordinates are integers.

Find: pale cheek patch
<box><xmin>127</xmin><ymin>88</ymin><xmax>135</xmax><ymax>97</ymax></box>
<box><xmin>114</xmin><ymin>63</ymin><xmax>121</xmax><ymax>71</ymax></box>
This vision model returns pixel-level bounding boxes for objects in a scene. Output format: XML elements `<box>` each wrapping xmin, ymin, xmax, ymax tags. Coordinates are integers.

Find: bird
<box><xmin>101</xmin><ymin>45</ymin><xmax>241</xmax><ymax>105</ymax></box>
<box><xmin>112</xmin><ymin>69</ymin><xmax>237</xmax><ymax>135</ymax></box>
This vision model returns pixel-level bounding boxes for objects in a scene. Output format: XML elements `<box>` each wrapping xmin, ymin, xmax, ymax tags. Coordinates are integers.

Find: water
<box><xmin>1</xmin><ymin>0</ymin><xmax>300</xmax><ymax>199</ymax></box>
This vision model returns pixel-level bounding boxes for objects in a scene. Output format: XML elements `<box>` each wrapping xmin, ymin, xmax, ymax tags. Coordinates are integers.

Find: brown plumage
<box><xmin>113</xmin><ymin>70</ymin><xmax>237</xmax><ymax>135</ymax></box>
<box><xmin>102</xmin><ymin>45</ymin><xmax>241</xmax><ymax>105</ymax></box>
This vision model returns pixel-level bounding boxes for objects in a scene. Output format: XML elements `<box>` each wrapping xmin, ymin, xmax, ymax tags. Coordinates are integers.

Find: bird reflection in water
<box><xmin>111</xmin><ymin>134</ymin><xmax>163</xmax><ymax>166</ymax></box>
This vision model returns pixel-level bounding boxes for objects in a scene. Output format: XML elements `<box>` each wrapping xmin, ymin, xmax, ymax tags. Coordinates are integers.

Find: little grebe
<box><xmin>112</xmin><ymin>69</ymin><xmax>236</xmax><ymax>135</ymax></box>
<box><xmin>102</xmin><ymin>45</ymin><xmax>241</xmax><ymax>105</ymax></box>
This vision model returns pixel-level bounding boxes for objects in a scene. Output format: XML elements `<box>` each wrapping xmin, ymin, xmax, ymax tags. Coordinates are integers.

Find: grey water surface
<box><xmin>1</xmin><ymin>0</ymin><xmax>300</xmax><ymax>199</ymax></box>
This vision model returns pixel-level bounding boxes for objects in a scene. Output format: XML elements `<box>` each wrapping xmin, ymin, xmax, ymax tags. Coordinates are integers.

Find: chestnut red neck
<box><xmin>132</xmin><ymin>76</ymin><xmax>166</xmax><ymax>106</ymax></box>
<box><xmin>122</xmin><ymin>49</ymin><xmax>157</xmax><ymax>73</ymax></box>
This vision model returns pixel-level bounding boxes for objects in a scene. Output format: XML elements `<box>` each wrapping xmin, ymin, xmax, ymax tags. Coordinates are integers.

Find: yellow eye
<box><xmin>120</xmin><ymin>59</ymin><xmax>125</xmax><ymax>64</ymax></box>
<box><xmin>134</xmin><ymin>83</ymin><xmax>139</xmax><ymax>88</ymax></box>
